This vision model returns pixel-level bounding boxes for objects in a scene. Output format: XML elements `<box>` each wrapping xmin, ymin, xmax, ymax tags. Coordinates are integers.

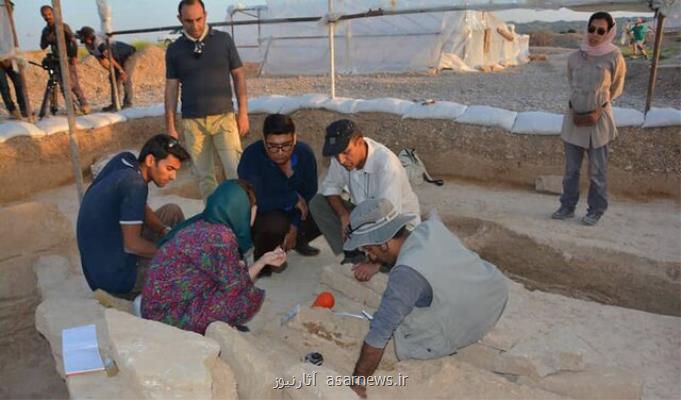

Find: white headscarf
<box><xmin>580</xmin><ymin>21</ymin><xmax>618</xmax><ymax>57</ymax></box>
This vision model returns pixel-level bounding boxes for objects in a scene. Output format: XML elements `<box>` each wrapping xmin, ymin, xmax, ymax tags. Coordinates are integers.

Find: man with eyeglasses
<box><xmin>343</xmin><ymin>199</ymin><xmax>507</xmax><ymax>398</ymax></box>
<box><xmin>77</xmin><ymin>134</ymin><xmax>191</xmax><ymax>297</ymax></box>
<box><xmin>164</xmin><ymin>0</ymin><xmax>249</xmax><ymax>200</ymax></box>
<box><xmin>238</xmin><ymin>114</ymin><xmax>321</xmax><ymax>276</ymax></box>
<box><xmin>310</xmin><ymin>119</ymin><xmax>420</xmax><ymax>282</ymax></box>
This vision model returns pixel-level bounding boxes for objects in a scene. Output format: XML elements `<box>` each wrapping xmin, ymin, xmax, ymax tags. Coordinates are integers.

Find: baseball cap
<box><xmin>322</xmin><ymin>119</ymin><xmax>358</xmax><ymax>157</ymax></box>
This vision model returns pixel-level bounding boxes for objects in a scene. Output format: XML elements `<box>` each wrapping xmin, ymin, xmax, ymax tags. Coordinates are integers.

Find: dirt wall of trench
<box><xmin>0</xmin><ymin>118</ymin><xmax>163</xmax><ymax>204</ymax></box>
<box><xmin>0</xmin><ymin>110</ymin><xmax>679</xmax><ymax>204</ymax></box>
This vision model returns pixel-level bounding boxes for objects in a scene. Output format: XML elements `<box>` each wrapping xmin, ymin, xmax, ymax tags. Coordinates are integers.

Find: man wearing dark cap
<box><xmin>309</xmin><ymin>119</ymin><xmax>420</xmax><ymax>280</ymax></box>
<box><xmin>343</xmin><ymin>198</ymin><xmax>508</xmax><ymax>398</ymax></box>
<box><xmin>77</xmin><ymin>26</ymin><xmax>137</xmax><ymax>111</ymax></box>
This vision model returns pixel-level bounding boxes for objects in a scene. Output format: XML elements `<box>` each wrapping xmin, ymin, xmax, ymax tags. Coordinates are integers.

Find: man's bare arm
<box><xmin>350</xmin><ymin>342</ymin><xmax>385</xmax><ymax>398</ymax></box>
<box><xmin>327</xmin><ymin>195</ymin><xmax>351</xmax><ymax>238</ymax></box>
<box><xmin>121</xmin><ymin>224</ymin><xmax>157</xmax><ymax>259</ymax></box>
<box><xmin>164</xmin><ymin>79</ymin><xmax>180</xmax><ymax>138</ymax></box>
<box><xmin>143</xmin><ymin>204</ymin><xmax>168</xmax><ymax>236</ymax></box>
<box><xmin>231</xmin><ymin>66</ymin><xmax>249</xmax><ymax>137</ymax></box>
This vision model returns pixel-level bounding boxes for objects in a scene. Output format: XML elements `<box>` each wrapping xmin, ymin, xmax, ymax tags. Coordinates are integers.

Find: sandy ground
<box><xmin>0</xmin><ymin>45</ymin><xmax>678</xmax><ymax>122</ymax></box>
<box><xmin>4</xmin><ymin>165</ymin><xmax>678</xmax><ymax>399</ymax></box>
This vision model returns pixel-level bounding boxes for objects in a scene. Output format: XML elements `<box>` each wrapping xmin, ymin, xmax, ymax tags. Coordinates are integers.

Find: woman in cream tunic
<box><xmin>552</xmin><ymin>11</ymin><xmax>626</xmax><ymax>226</ymax></box>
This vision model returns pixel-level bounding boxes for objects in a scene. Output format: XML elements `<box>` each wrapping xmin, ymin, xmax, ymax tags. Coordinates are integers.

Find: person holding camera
<box><xmin>552</xmin><ymin>12</ymin><xmax>625</xmax><ymax>226</ymax></box>
<box><xmin>78</xmin><ymin>26</ymin><xmax>136</xmax><ymax>111</ymax></box>
<box><xmin>39</xmin><ymin>5</ymin><xmax>90</xmax><ymax>114</ymax></box>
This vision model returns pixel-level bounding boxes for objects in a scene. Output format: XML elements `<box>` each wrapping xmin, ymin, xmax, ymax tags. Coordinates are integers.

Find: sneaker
<box><xmin>102</xmin><ymin>104</ymin><xmax>116</xmax><ymax>112</ymax></box>
<box><xmin>81</xmin><ymin>105</ymin><xmax>91</xmax><ymax>115</ymax></box>
<box><xmin>122</xmin><ymin>102</ymin><xmax>133</xmax><ymax>109</ymax></box>
<box><xmin>295</xmin><ymin>242</ymin><xmax>320</xmax><ymax>257</ymax></box>
<box><xmin>551</xmin><ymin>206</ymin><xmax>575</xmax><ymax>220</ymax></box>
<box><xmin>581</xmin><ymin>212</ymin><xmax>602</xmax><ymax>226</ymax></box>
<box><xmin>341</xmin><ymin>250</ymin><xmax>367</xmax><ymax>265</ymax></box>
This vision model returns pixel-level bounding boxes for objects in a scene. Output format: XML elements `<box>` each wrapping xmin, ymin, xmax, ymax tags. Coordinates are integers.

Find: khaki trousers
<box><xmin>182</xmin><ymin>113</ymin><xmax>242</xmax><ymax>200</ymax></box>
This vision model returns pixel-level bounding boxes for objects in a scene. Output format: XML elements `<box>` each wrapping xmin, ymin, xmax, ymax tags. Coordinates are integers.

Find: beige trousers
<box><xmin>182</xmin><ymin>112</ymin><xmax>242</xmax><ymax>200</ymax></box>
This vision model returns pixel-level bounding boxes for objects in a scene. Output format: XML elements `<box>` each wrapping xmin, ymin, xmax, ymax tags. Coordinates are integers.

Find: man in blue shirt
<box><xmin>238</xmin><ymin>114</ymin><xmax>320</xmax><ymax>276</ymax></box>
<box><xmin>76</xmin><ymin>134</ymin><xmax>191</xmax><ymax>295</ymax></box>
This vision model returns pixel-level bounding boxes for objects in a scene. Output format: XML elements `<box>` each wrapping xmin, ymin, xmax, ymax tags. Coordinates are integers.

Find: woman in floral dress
<box><xmin>142</xmin><ymin>179</ymin><xmax>286</xmax><ymax>334</ymax></box>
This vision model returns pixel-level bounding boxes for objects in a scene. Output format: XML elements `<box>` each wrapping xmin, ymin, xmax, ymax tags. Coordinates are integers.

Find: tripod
<box><xmin>29</xmin><ymin>60</ymin><xmax>60</xmax><ymax>119</ymax></box>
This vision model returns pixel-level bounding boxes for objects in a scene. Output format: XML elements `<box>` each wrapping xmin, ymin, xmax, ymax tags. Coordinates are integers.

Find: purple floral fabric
<box><xmin>141</xmin><ymin>220</ymin><xmax>264</xmax><ymax>334</ymax></box>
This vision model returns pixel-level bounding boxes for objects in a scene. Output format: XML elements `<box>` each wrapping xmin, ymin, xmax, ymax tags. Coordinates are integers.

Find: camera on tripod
<box><xmin>29</xmin><ymin>53</ymin><xmax>62</xmax><ymax>118</ymax></box>
<box><xmin>40</xmin><ymin>53</ymin><xmax>60</xmax><ymax>73</ymax></box>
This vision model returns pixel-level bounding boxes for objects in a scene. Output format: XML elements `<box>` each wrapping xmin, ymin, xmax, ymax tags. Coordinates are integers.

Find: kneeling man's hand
<box><xmin>282</xmin><ymin>226</ymin><xmax>297</xmax><ymax>252</ymax></box>
<box><xmin>352</xmin><ymin>262</ymin><xmax>380</xmax><ymax>282</ymax></box>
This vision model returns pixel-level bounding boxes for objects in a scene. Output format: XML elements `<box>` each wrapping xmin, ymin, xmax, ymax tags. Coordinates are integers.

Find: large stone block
<box><xmin>506</xmin><ymin>328</ymin><xmax>586</xmax><ymax>372</ymax></box>
<box><xmin>519</xmin><ymin>367</ymin><xmax>643</xmax><ymax>400</ymax></box>
<box><xmin>106</xmin><ymin>309</ymin><xmax>225</xmax><ymax>399</ymax></box>
<box><xmin>206</xmin><ymin>321</ymin><xmax>297</xmax><ymax>399</ymax></box>
<box><xmin>66</xmin><ymin>370</ymin><xmax>141</xmax><ymax>400</ymax></box>
<box><xmin>32</xmin><ymin>255</ymin><xmax>92</xmax><ymax>301</ymax></box>
<box><xmin>452</xmin><ymin>343</ymin><xmax>502</xmax><ymax>371</ymax></box>
<box><xmin>35</xmin><ymin>297</ymin><xmax>107</xmax><ymax>378</ymax></box>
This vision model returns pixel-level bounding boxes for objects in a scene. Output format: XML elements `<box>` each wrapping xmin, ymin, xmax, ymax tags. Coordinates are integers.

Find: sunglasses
<box><xmin>588</xmin><ymin>26</ymin><xmax>607</xmax><ymax>35</ymax></box>
<box><xmin>193</xmin><ymin>41</ymin><xmax>204</xmax><ymax>59</ymax></box>
<box><xmin>165</xmin><ymin>138</ymin><xmax>179</xmax><ymax>150</ymax></box>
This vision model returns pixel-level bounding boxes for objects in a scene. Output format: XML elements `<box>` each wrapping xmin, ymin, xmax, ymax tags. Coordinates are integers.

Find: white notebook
<box><xmin>62</xmin><ymin>324</ymin><xmax>105</xmax><ymax>376</ymax></box>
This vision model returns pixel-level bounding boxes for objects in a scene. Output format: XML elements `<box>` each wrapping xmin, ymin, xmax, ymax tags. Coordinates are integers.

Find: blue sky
<box><xmin>11</xmin><ymin>0</ymin><xmax>650</xmax><ymax>50</ymax></box>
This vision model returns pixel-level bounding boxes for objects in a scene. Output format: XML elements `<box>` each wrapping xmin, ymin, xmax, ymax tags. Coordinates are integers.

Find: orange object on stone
<box><xmin>312</xmin><ymin>291</ymin><xmax>335</xmax><ymax>309</ymax></box>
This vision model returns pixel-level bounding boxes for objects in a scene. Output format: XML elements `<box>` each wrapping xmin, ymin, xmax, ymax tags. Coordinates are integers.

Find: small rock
<box><xmin>535</xmin><ymin>175</ymin><xmax>563</xmax><ymax>195</ymax></box>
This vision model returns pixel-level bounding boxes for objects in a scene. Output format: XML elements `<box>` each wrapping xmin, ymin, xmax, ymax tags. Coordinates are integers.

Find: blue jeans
<box><xmin>559</xmin><ymin>141</ymin><xmax>608</xmax><ymax>215</ymax></box>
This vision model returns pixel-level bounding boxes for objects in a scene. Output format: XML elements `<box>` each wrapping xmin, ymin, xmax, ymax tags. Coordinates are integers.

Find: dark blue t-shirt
<box><xmin>237</xmin><ymin>140</ymin><xmax>317</xmax><ymax>226</ymax></box>
<box><xmin>76</xmin><ymin>152</ymin><xmax>148</xmax><ymax>293</ymax></box>
<box><xmin>165</xmin><ymin>29</ymin><xmax>243</xmax><ymax>118</ymax></box>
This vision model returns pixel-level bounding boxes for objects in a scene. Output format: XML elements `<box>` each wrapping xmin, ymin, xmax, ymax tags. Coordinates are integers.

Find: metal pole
<box><xmin>52</xmin><ymin>0</ymin><xmax>84</xmax><ymax>202</ymax></box>
<box><xmin>4</xmin><ymin>0</ymin><xmax>33</xmax><ymax>121</ymax></box>
<box><xmin>106</xmin><ymin>36</ymin><xmax>121</xmax><ymax>111</ymax></box>
<box><xmin>645</xmin><ymin>13</ymin><xmax>665</xmax><ymax>113</ymax></box>
<box><xmin>328</xmin><ymin>0</ymin><xmax>336</xmax><ymax>98</ymax></box>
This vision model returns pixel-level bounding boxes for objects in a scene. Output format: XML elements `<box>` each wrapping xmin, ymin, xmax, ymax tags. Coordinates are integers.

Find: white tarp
<box><xmin>231</xmin><ymin>1</ymin><xmax>529</xmax><ymax>75</ymax></box>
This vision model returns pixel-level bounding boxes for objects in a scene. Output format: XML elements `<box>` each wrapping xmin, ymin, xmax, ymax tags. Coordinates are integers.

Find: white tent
<box><xmin>231</xmin><ymin>1</ymin><xmax>529</xmax><ymax>75</ymax></box>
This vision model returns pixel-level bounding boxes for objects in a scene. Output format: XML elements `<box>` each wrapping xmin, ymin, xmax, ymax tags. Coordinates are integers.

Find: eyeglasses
<box><xmin>265</xmin><ymin>141</ymin><xmax>294</xmax><ymax>152</ymax></box>
<box><xmin>588</xmin><ymin>26</ymin><xmax>607</xmax><ymax>35</ymax></box>
<box><xmin>193</xmin><ymin>41</ymin><xmax>204</xmax><ymax>59</ymax></box>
